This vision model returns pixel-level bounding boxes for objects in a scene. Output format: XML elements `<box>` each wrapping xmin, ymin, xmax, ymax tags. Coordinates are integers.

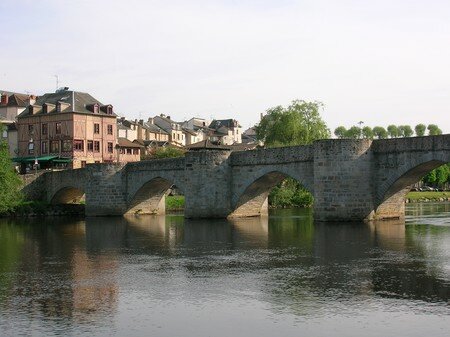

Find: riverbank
<box><xmin>405</xmin><ymin>191</ymin><xmax>450</xmax><ymax>203</ymax></box>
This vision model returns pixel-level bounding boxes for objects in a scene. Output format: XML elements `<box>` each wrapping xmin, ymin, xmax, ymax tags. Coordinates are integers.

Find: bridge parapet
<box><xmin>230</xmin><ymin>145</ymin><xmax>314</xmax><ymax>166</ymax></box>
<box><xmin>372</xmin><ymin>134</ymin><xmax>450</xmax><ymax>153</ymax></box>
<box><xmin>125</xmin><ymin>157</ymin><xmax>186</xmax><ymax>172</ymax></box>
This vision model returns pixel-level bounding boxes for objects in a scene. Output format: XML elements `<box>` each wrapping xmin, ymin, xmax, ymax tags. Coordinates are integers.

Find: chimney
<box><xmin>29</xmin><ymin>95</ymin><xmax>37</xmax><ymax>105</ymax></box>
<box><xmin>167</xmin><ymin>116</ymin><xmax>171</xmax><ymax>120</ymax></box>
<box><xmin>121</xmin><ymin>117</ymin><xmax>125</xmax><ymax>121</ymax></box>
<box><xmin>139</xmin><ymin>119</ymin><xmax>144</xmax><ymax>125</ymax></box>
<box><xmin>1</xmin><ymin>94</ymin><xmax>8</xmax><ymax>105</ymax></box>
<box><xmin>148</xmin><ymin>117</ymin><xmax>154</xmax><ymax>124</ymax></box>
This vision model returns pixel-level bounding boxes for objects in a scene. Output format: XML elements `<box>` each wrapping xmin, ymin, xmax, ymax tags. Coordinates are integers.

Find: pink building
<box><xmin>16</xmin><ymin>89</ymin><xmax>118</xmax><ymax>169</ymax></box>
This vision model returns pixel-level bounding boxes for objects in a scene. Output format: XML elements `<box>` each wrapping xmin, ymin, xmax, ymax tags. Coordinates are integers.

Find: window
<box><xmin>74</xmin><ymin>140</ymin><xmax>84</xmax><ymax>151</ymax></box>
<box><xmin>93</xmin><ymin>105</ymin><xmax>99</xmax><ymax>113</ymax></box>
<box><xmin>41</xmin><ymin>141</ymin><xmax>48</xmax><ymax>154</ymax></box>
<box><xmin>87</xmin><ymin>140</ymin><xmax>93</xmax><ymax>152</ymax></box>
<box><xmin>42</xmin><ymin>123</ymin><xmax>48</xmax><ymax>135</ymax></box>
<box><xmin>107</xmin><ymin>142</ymin><xmax>113</xmax><ymax>153</ymax></box>
<box><xmin>51</xmin><ymin>140</ymin><xmax>60</xmax><ymax>153</ymax></box>
<box><xmin>107</xmin><ymin>124</ymin><xmax>113</xmax><ymax>135</ymax></box>
<box><xmin>106</xmin><ymin>106</ymin><xmax>113</xmax><ymax>114</ymax></box>
<box><xmin>126</xmin><ymin>148</ymin><xmax>132</xmax><ymax>154</ymax></box>
<box><xmin>63</xmin><ymin>140</ymin><xmax>72</xmax><ymax>151</ymax></box>
<box><xmin>94</xmin><ymin>141</ymin><xmax>100</xmax><ymax>152</ymax></box>
<box><xmin>56</xmin><ymin>122</ymin><xmax>61</xmax><ymax>134</ymax></box>
<box><xmin>81</xmin><ymin>161</ymin><xmax>86</xmax><ymax>168</ymax></box>
<box><xmin>94</xmin><ymin>123</ymin><xmax>100</xmax><ymax>134</ymax></box>
<box><xmin>133</xmin><ymin>148</ymin><xmax>139</xmax><ymax>155</ymax></box>
<box><xmin>28</xmin><ymin>142</ymin><xmax>34</xmax><ymax>155</ymax></box>
<box><xmin>56</xmin><ymin>103</ymin><xmax>61</xmax><ymax>113</ymax></box>
<box><xmin>28</xmin><ymin>124</ymin><xmax>34</xmax><ymax>134</ymax></box>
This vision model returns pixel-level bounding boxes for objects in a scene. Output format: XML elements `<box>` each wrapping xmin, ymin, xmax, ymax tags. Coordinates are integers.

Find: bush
<box><xmin>269</xmin><ymin>178</ymin><xmax>313</xmax><ymax>208</ymax></box>
<box><xmin>0</xmin><ymin>140</ymin><xmax>23</xmax><ymax>215</ymax></box>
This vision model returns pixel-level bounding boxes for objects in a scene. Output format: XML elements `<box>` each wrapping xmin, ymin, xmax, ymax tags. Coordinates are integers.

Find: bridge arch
<box><xmin>230</xmin><ymin>169</ymin><xmax>314</xmax><ymax>218</ymax></box>
<box><xmin>374</xmin><ymin>152</ymin><xmax>450</xmax><ymax>219</ymax></box>
<box><xmin>126</xmin><ymin>176</ymin><xmax>184</xmax><ymax>215</ymax></box>
<box><xmin>50</xmin><ymin>186</ymin><xmax>85</xmax><ymax>204</ymax></box>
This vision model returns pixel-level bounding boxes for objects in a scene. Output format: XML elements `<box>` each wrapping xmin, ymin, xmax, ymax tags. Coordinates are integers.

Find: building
<box><xmin>16</xmin><ymin>88</ymin><xmax>118</xmax><ymax>169</ymax></box>
<box><xmin>1</xmin><ymin>90</ymin><xmax>37</xmax><ymax>157</ymax></box>
<box><xmin>117</xmin><ymin>138</ymin><xmax>143</xmax><ymax>163</ymax></box>
<box><xmin>208</xmin><ymin>119</ymin><xmax>242</xmax><ymax>145</ymax></box>
<box><xmin>153</xmin><ymin>114</ymin><xmax>185</xmax><ymax>146</ymax></box>
<box><xmin>117</xmin><ymin>117</ymin><xmax>138</xmax><ymax>142</ymax></box>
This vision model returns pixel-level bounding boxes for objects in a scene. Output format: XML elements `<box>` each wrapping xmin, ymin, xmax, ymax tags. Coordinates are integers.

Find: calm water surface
<box><xmin>1</xmin><ymin>203</ymin><xmax>449</xmax><ymax>337</ymax></box>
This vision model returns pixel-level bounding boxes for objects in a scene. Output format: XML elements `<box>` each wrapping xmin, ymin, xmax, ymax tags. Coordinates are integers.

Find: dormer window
<box><xmin>43</xmin><ymin>105</ymin><xmax>48</xmax><ymax>114</ymax></box>
<box><xmin>56</xmin><ymin>103</ymin><xmax>61</xmax><ymax>113</ymax></box>
<box><xmin>106</xmin><ymin>105</ymin><xmax>113</xmax><ymax>114</ymax></box>
<box><xmin>94</xmin><ymin>104</ymin><xmax>99</xmax><ymax>113</ymax></box>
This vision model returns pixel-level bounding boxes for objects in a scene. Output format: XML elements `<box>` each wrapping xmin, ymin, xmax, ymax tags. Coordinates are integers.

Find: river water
<box><xmin>0</xmin><ymin>203</ymin><xmax>449</xmax><ymax>337</ymax></box>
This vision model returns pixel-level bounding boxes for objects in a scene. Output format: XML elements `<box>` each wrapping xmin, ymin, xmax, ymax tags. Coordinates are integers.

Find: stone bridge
<box><xmin>24</xmin><ymin>135</ymin><xmax>450</xmax><ymax>221</ymax></box>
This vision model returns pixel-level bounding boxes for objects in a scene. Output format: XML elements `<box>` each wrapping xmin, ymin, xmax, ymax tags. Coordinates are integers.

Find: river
<box><xmin>0</xmin><ymin>203</ymin><xmax>449</xmax><ymax>337</ymax></box>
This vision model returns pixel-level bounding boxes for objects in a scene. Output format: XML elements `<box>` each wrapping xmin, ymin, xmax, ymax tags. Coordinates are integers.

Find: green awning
<box><xmin>12</xmin><ymin>156</ymin><xmax>59</xmax><ymax>163</ymax></box>
<box><xmin>53</xmin><ymin>158</ymin><xmax>72</xmax><ymax>163</ymax></box>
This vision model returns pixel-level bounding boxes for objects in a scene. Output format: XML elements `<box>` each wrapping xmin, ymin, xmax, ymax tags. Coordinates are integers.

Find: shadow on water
<box><xmin>0</xmin><ymin>204</ymin><xmax>449</xmax><ymax>333</ymax></box>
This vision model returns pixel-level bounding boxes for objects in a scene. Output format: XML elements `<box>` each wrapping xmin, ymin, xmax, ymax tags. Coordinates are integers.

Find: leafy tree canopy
<box><xmin>0</xmin><ymin>135</ymin><xmax>23</xmax><ymax>214</ymax></box>
<box><xmin>334</xmin><ymin>126</ymin><xmax>347</xmax><ymax>139</ymax></box>
<box><xmin>427</xmin><ymin>124</ymin><xmax>442</xmax><ymax>136</ymax></box>
<box><xmin>415</xmin><ymin>124</ymin><xmax>426</xmax><ymax>137</ymax></box>
<box><xmin>345</xmin><ymin>126</ymin><xmax>362</xmax><ymax>139</ymax></box>
<box><xmin>372</xmin><ymin>126</ymin><xmax>388</xmax><ymax>139</ymax></box>
<box><xmin>387</xmin><ymin>125</ymin><xmax>400</xmax><ymax>138</ymax></box>
<box><xmin>256</xmin><ymin>100</ymin><xmax>330</xmax><ymax>147</ymax></box>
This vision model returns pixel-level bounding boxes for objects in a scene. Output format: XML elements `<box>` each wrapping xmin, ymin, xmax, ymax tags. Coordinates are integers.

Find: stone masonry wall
<box><xmin>184</xmin><ymin>150</ymin><xmax>232</xmax><ymax>218</ymax></box>
<box><xmin>313</xmin><ymin>139</ymin><xmax>375</xmax><ymax>221</ymax></box>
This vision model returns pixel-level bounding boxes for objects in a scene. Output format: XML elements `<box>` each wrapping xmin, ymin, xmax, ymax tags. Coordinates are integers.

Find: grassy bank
<box><xmin>406</xmin><ymin>191</ymin><xmax>450</xmax><ymax>202</ymax></box>
<box><xmin>166</xmin><ymin>195</ymin><xmax>185</xmax><ymax>211</ymax></box>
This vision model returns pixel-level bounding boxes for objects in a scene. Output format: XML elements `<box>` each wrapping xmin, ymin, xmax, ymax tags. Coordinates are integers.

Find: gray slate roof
<box><xmin>17</xmin><ymin>90</ymin><xmax>116</xmax><ymax>118</ymax></box>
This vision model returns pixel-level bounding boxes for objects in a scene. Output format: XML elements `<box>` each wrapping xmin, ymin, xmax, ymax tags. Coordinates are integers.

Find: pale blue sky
<box><xmin>1</xmin><ymin>0</ymin><xmax>449</xmax><ymax>132</ymax></box>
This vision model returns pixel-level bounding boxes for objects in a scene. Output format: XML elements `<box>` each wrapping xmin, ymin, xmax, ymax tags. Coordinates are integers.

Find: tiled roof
<box><xmin>17</xmin><ymin>90</ymin><xmax>117</xmax><ymax>118</ymax></box>
<box><xmin>118</xmin><ymin>138</ymin><xmax>143</xmax><ymax>148</ymax></box>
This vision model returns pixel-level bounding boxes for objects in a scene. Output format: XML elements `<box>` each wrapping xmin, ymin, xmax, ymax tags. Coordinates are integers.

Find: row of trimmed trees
<box><xmin>334</xmin><ymin>124</ymin><xmax>443</xmax><ymax>139</ymax></box>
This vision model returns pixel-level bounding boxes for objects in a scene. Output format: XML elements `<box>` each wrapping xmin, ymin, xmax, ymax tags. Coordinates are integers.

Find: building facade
<box><xmin>16</xmin><ymin>89</ymin><xmax>118</xmax><ymax>169</ymax></box>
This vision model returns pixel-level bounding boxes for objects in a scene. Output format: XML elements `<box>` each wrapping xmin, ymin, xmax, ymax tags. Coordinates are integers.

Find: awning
<box><xmin>53</xmin><ymin>158</ymin><xmax>72</xmax><ymax>163</ymax></box>
<box><xmin>12</xmin><ymin>156</ymin><xmax>59</xmax><ymax>163</ymax></box>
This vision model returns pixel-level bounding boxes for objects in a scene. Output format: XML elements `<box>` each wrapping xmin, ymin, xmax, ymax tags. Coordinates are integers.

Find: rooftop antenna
<box><xmin>54</xmin><ymin>75</ymin><xmax>59</xmax><ymax>91</ymax></box>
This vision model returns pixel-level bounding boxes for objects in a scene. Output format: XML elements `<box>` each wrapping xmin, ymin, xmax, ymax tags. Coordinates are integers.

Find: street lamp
<box><xmin>28</xmin><ymin>138</ymin><xmax>37</xmax><ymax>174</ymax></box>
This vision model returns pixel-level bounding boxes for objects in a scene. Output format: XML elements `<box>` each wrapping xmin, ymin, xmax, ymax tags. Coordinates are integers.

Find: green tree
<box><xmin>423</xmin><ymin>169</ymin><xmax>437</xmax><ymax>185</ymax></box>
<box><xmin>256</xmin><ymin>100</ymin><xmax>330</xmax><ymax>147</ymax></box>
<box><xmin>435</xmin><ymin>165</ymin><xmax>450</xmax><ymax>186</ymax></box>
<box><xmin>0</xmin><ymin>138</ymin><xmax>23</xmax><ymax>214</ymax></box>
<box><xmin>146</xmin><ymin>146</ymin><xmax>185</xmax><ymax>159</ymax></box>
<box><xmin>387</xmin><ymin>125</ymin><xmax>400</xmax><ymax>138</ymax></box>
<box><xmin>398</xmin><ymin>125</ymin><xmax>414</xmax><ymax>137</ymax></box>
<box><xmin>362</xmin><ymin>126</ymin><xmax>374</xmax><ymax>139</ymax></box>
<box><xmin>334</xmin><ymin>126</ymin><xmax>347</xmax><ymax>139</ymax></box>
<box><xmin>372</xmin><ymin>126</ymin><xmax>388</xmax><ymax>139</ymax></box>
<box><xmin>345</xmin><ymin>126</ymin><xmax>362</xmax><ymax>139</ymax></box>
<box><xmin>414</xmin><ymin>124</ymin><xmax>426</xmax><ymax>136</ymax></box>
<box><xmin>427</xmin><ymin>124</ymin><xmax>442</xmax><ymax>136</ymax></box>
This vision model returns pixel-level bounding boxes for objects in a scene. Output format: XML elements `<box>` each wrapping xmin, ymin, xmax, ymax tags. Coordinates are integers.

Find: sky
<box><xmin>1</xmin><ymin>0</ymin><xmax>449</xmax><ymax>133</ymax></box>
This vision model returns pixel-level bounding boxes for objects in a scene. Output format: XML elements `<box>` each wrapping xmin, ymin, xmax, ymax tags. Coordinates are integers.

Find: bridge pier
<box><xmin>313</xmin><ymin>139</ymin><xmax>376</xmax><ymax>222</ymax></box>
<box><xmin>84</xmin><ymin>163</ymin><xmax>128</xmax><ymax>216</ymax></box>
<box><xmin>184</xmin><ymin>150</ymin><xmax>233</xmax><ymax>218</ymax></box>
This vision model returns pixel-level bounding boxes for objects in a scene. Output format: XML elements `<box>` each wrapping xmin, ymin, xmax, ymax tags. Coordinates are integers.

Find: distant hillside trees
<box><xmin>334</xmin><ymin>124</ymin><xmax>444</xmax><ymax>139</ymax></box>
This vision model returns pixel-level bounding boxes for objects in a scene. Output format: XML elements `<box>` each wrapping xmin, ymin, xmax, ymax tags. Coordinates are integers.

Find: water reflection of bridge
<box><xmin>0</xmin><ymin>213</ymin><xmax>449</xmax><ymax>329</ymax></box>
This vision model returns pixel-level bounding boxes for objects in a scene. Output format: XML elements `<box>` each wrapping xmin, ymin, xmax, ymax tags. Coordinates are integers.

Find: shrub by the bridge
<box><xmin>0</xmin><ymin>141</ymin><xmax>23</xmax><ymax>215</ymax></box>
